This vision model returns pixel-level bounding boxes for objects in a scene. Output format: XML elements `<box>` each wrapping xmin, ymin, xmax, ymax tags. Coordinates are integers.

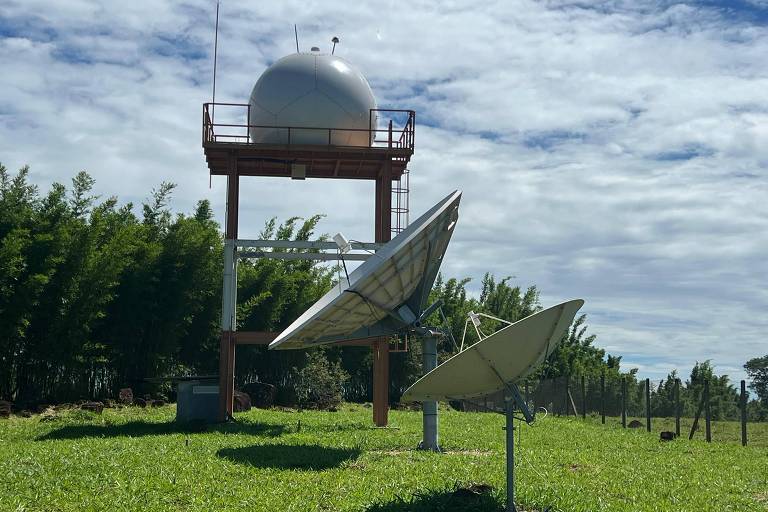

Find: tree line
<box><xmin>1</xmin><ymin>165</ymin><xmax>766</xmax><ymax>420</ymax></box>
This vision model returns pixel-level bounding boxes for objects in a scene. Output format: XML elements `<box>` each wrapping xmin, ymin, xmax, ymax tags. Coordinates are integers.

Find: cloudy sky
<box><xmin>1</xmin><ymin>1</ymin><xmax>766</xmax><ymax>386</ymax></box>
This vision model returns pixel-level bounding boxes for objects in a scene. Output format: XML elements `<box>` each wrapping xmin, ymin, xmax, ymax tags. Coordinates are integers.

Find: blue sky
<box><xmin>1</xmin><ymin>0</ymin><xmax>767</xmax><ymax>387</ymax></box>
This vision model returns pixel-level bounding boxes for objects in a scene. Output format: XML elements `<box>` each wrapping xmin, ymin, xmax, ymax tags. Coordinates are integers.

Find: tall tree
<box><xmin>745</xmin><ymin>355</ymin><xmax>768</xmax><ymax>406</ymax></box>
<box><xmin>685</xmin><ymin>361</ymin><xmax>739</xmax><ymax>420</ymax></box>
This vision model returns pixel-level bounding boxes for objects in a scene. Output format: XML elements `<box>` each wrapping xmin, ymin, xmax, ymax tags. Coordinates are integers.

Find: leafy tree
<box><xmin>684</xmin><ymin>361</ymin><xmax>739</xmax><ymax>420</ymax></box>
<box><xmin>651</xmin><ymin>370</ymin><xmax>681</xmax><ymax>417</ymax></box>
<box><xmin>745</xmin><ymin>355</ymin><xmax>768</xmax><ymax>406</ymax></box>
<box><xmin>747</xmin><ymin>399</ymin><xmax>768</xmax><ymax>422</ymax></box>
<box><xmin>0</xmin><ymin>166</ymin><xmax>228</xmax><ymax>402</ymax></box>
<box><xmin>537</xmin><ymin>314</ymin><xmax>603</xmax><ymax>379</ymax></box>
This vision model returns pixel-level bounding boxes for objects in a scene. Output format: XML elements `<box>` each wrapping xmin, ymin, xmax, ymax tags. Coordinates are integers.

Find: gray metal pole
<box><xmin>704</xmin><ymin>379</ymin><xmax>711</xmax><ymax>443</ymax></box>
<box><xmin>645</xmin><ymin>378</ymin><xmax>651</xmax><ymax>433</ymax></box>
<box><xmin>740</xmin><ymin>380</ymin><xmax>747</xmax><ymax>447</ymax></box>
<box><xmin>675</xmin><ymin>378</ymin><xmax>681</xmax><ymax>437</ymax></box>
<box><xmin>420</xmin><ymin>337</ymin><xmax>439</xmax><ymax>451</ymax></box>
<box><xmin>621</xmin><ymin>377</ymin><xmax>626</xmax><ymax>428</ymax></box>
<box><xmin>600</xmin><ymin>373</ymin><xmax>605</xmax><ymax>424</ymax></box>
<box><xmin>505</xmin><ymin>397</ymin><xmax>517</xmax><ymax>512</ymax></box>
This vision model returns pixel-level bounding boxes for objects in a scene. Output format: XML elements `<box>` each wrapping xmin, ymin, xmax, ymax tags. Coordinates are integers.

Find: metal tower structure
<box><xmin>202</xmin><ymin>102</ymin><xmax>415</xmax><ymax>425</ymax></box>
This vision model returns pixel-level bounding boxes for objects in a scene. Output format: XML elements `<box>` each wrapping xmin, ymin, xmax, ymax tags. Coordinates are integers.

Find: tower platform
<box><xmin>202</xmin><ymin>103</ymin><xmax>414</xmax><ymax>179</ymax></box>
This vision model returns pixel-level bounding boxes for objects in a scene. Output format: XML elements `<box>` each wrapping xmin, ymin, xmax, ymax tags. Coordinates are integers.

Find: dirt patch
<box><xmin>371</xmin><ymin>449</ymin><xmax>413</xmax><ymax>456</ymax></box>
<box><xmin>444</xmin><ymin>449</ymin><xmax>493</xmax><ymax>457</ymax></box>
<box><xmin>371</xmin><ymin>449</ymin><xmax>492</xmax><ymax>457</ymax></box>
<box><xmin>564</xmin><ymin>462</ymin><xmax>592</xmax><ymax>472</ymax></box>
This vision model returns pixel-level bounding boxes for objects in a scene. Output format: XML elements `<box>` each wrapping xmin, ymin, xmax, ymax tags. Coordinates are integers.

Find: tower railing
<box><xmin>203</xmin><ymin>103</ymin><xmax>415</xmax><ymax>151</ymax></box>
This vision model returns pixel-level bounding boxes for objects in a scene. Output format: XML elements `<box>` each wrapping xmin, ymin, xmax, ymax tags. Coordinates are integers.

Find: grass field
<box><xmin>2</xmin><ymin>404</ymin><xmax>767</xmax><ymax>511</ymax></box>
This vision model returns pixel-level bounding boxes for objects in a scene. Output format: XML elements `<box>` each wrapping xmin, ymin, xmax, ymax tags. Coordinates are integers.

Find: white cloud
<box><xmin>1</xmin><ymin>0</ymin><xmax>767</xmax><ymax>385</ymax></box>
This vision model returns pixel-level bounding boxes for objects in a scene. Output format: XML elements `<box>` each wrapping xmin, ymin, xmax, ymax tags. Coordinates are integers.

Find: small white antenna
<box><xmin>333</xmin><ymin>232</ymin><xmax>352</xmax><ymax>254</ymax></box>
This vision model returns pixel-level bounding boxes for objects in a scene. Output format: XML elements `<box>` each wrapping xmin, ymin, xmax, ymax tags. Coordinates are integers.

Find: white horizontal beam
<box><xmin>236</xmin><ymin>239</ymin><xmax>380</xmax><ymax>251</ymax></box>
<box><xmin>237</xmin><ymin>251</ymin><xmax>372</xmax><ymax>261</ymax></box>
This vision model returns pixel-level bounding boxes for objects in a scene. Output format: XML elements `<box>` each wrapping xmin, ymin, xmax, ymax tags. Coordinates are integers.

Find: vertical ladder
<box><xmin>390</xmin><ymin>162</ymin><xmax>410</xmax><ymax>353</ymax></box>
<box><xmin>391</xmin><ymin>164</ymin><xmax>410</xmax><ymax>236</ymax></box>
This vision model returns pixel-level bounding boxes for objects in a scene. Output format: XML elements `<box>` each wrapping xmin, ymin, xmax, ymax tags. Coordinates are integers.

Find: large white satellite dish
<box><xmin>269</xmin><ymin>190</ymin><xmax>461</xmax><ymax>350</ymax></box>
<box><xmin>402</xmin><ymin>299</ymin><xmax>584</xmax><ymax>402</ymax></box>
<box><xmin>401</xmin><ymin>299</ymin><xmax>585</xmax><ymax>512</ymax></box>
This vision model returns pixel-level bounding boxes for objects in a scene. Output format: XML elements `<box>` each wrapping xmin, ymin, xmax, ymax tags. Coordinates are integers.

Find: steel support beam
<box><xmin>372</xmin><ymin>162</ymin><xmax>392</xmax><ymax>427</ymax></box>
<box><xmin>420</xmin><ymin>337</ymin><xmax>439</xmax><ymax>450</ymax></box>
<box><xmin>505</xmin><ymin>397</ymin><xmax>517</xmax><ymax>512</ymax></box>
<box><xmin>219</xmin><ymin>154</ymin><xmax>239</xmax><ymax>422</ymax></box>
<box><xmin>375</xmin><ymin>162</ymin><xmax>393</xmax><ymax>241</ymax></box>
<box><xmin>372</xmin><ymin>339</ymin><xmax>390</xmax><ymax>426</ymax></box>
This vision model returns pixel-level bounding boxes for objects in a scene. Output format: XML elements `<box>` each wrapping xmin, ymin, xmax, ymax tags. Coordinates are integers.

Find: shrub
<box><xmin>293</xmin><ymin>350</ymin><xmax>349</xmax><ymax>410</ymax></box>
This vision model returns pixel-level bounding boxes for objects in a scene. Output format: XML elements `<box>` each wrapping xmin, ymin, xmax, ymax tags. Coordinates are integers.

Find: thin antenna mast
<box><xmin>294</xmin><ymin>24</ymin><xmax>300</xmax><ymax>53</ymax></box>
<box><xmin>212</xmin><ymin>1</ymin><xmax>220</xmax><ymax>121</ymax></box>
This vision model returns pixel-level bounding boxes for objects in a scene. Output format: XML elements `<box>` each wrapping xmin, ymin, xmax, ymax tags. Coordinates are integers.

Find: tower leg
<box><xmin>219</xmin><ymin>158</ymin><xmax>239</xmax><ymax>422</ymax></box>
<box><xmin>373</xmin><ymin>339</ymin><xmax>390</xmax><ymax>426</ymax></box>
<box><xmin>219</xmin><ymin>238</ymin><xmax>237</xmax><ymax>422</ymax></box>
<box><xmin>420</xmin><ymin>337</ymin><xmax>439</xmax><ymax>450</ymax></box>
<box><xmin>506</xmin><ymin>397</ymin><xmax>517</xmax><ymax>512</ymax></box>
<box><xmin>372</xmin><ymin>166</ymin><xmax>392</xmax><ymax>426</ymax></box>
<box><xmin>218</xmin><ymin>331</ymin><xmax>235</xmax><ymax>421</ymax></box>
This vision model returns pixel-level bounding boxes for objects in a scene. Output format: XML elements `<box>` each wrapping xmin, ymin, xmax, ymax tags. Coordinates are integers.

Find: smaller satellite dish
<box><xmin>401</xmin><ymin>300</ymin><xmax>584</xmax><ymax>402</ymax></box>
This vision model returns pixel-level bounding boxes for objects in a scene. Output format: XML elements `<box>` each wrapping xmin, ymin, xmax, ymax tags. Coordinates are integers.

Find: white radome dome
<box><xmin>248</xmin><ymin>52</ymin><xmax>377</xmax><ymax>146</ymax></box>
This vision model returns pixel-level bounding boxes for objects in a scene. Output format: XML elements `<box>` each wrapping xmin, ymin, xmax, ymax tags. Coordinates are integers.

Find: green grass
<box><xmin>2</xmin><ymin>404</ymin><xmax>767</xmax><ymax>511</ymax></box>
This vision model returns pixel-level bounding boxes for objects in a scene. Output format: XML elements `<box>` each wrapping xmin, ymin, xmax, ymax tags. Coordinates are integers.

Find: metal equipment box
<box><xmin>176</xmin><ymin>381</ymin><xmax>219</xmax><ymax>423</ymax></box>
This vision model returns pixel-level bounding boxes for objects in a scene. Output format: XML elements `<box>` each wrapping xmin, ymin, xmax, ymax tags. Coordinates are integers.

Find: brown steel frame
<box><xmin>204</xmin><ymin>102</ymin><xmax>415</xmax><ymax>426</ymax></box>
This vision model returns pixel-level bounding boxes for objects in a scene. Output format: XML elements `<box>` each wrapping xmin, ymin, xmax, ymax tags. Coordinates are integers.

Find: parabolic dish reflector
<box><xmin>401</xmin><ymin>299</ymin><xmax>584</xmax><ymax>402</ymax></box>
<box><xmin>269</xmin><ymin>190</ymin><xmax>462</xmax><ymax>350</ymax></box>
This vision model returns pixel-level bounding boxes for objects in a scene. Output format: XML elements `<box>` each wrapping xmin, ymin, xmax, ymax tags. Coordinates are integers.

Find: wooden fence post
<box><xmin>600</xmin><ymin>373</ymin><xmax>606</xmax><ymax>425</ymax></box>
<box><xmin>621</xmin><ymin>377</ymin><xmax>627</xmax><ymax>428</ymax></box>
<box><xmin>675</xmin><ymin>378</ymin><xmax>681</xmax><ymax>437</ymax></box>
<box><xmin>564</xmin><ymin>376</ymin><xmax>570</xmax><ymax>416</ymax></box>
<box><xmin>704</xmin><ymin>379</ymin><xmax>711</xmax><ymax>443</ymax></box>
<box><xmin>581</xmin><ymin>375</ymin><xmax>586</xmax><ymax>419</ymax></box>
<box><xmin>645</xmin><ymin>378</ymin><xmax>651</xmax><ymax>433</ymax></box>
<box><xmin>740</xmin><ymin>380</ymin><xmax>748</xmax><ymax>447</ymax></box>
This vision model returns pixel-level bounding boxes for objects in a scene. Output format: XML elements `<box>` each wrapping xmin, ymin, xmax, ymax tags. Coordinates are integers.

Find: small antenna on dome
<box><xmin>294</xmin><ymin>24</ymin><xmax>300</xmax><ymax>53</ymax></box>
<box><xmin>331</xmin><ymin>36</ymin><xmax>339</xmax><ymax>55</ymax></box>
<box><xmin>211</xmin><ymin>1</ymin><xmax>220</xmax><ymax>122</ymax></box>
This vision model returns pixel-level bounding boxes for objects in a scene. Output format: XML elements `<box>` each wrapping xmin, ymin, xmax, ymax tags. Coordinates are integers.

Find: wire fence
<box><xmin>460</xmin><ymin>375</ymin><xmax>757</xmax><ymax>447</ymax></box>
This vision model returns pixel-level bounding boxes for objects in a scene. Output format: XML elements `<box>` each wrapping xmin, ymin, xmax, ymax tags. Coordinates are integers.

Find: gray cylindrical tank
<box><xmin>248</xmin><ymin>51</ymin><xmax>377</xmax><ymax>146</ymax></box>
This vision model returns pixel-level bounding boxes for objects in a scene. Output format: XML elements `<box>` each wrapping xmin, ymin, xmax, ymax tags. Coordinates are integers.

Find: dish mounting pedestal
<box><xmin>504</xmin><ymin>384</ymin><xmax>533</xmax><ymax>512</ymax></box>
